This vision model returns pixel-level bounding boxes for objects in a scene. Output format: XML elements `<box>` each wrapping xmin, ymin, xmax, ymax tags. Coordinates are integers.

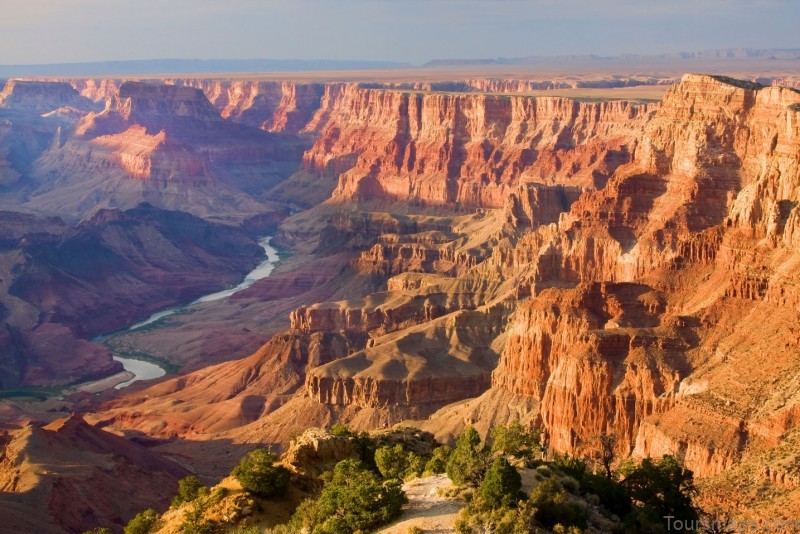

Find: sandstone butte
<box><xmin>1</xmin><ymin>72</ymin><xmax>800</xmax><ymax>528</ymax></box>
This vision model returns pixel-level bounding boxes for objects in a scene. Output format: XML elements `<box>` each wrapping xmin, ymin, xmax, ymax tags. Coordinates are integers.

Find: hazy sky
<box><xmin>1</xmin><ymin>0</ymin><xmax>797</xmax><ymax>65</ymax></box>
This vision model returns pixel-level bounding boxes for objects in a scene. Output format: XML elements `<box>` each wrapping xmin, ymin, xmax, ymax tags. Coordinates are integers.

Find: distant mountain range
<box><xmin>424</xmin><ymin>48</ymin><xmax>800</xmax><ymax>67</ymax></box>
<box><xmin>0</xmin><ymin>49</ymin><xmax>798</xmax><ymax>77</ymax></box>
<box><xmin>0</xmin><ymin>58</ymin><xmax>412</xmax><ymax>77</ymax></box>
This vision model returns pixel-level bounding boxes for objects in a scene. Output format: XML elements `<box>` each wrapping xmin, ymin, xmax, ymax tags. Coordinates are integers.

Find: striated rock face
<box><xmin>295</xmin><ymin>84</ymin><xmax>655</xmax><ymax>207</ymax></box>
<box><xmin>66</xmin><ymin>78</ymin><xmax>122</xmax><ymax>102</ymax></box>
<box><xmin>481</xmin><ymin>74</ymin><xmax>800</xmax><ymax>483</ymax></box>
<box><xmin>461</xmin><ymin>77</ymin><xmax>674</xmax><ymax>93</ymax></box>
<box><xmin>493</xmin><ymin>283</ymin><xmax>685</xmax><ymax>454</ymax></box>
<box><xmin>352</xmin><ymin>238</ymin><xmax>480</xmax><ymax>277</ymax></box>
<box><xmin>173</xmin><ymin>79</ymin><xmax>328</xmax><ymax>134</ymax></box>
<box><xmin>503</xmin><ymin>183</ymin><xmax>583</xmax><ymax>229</ymax></box>
<box><xmin>304</xmin><ymin>308</ymin><xmax>504</xmax><ymax>411</ymax></box>
<box><xmin>28</xmin><ymin>81</ymin><xmax>304</xmax><ymax>220</ymax></box>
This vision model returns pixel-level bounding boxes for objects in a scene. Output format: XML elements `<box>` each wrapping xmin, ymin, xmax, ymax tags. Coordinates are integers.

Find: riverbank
<box><xmin>75</xmin><ymin>371</ymin><xmax>134</xmax><ymax>394</ymax></box>
<box><xmin>96</xmin><ymin>235</ymin><xmax>280</xmax><ymax>390</ymax></box>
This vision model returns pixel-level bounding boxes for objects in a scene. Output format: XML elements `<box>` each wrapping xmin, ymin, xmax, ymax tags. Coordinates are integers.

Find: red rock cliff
<box><xmin>486</xmin><ymin>74</ymin><xmax>800</xmax><ymax>481</ymax></box>
<box><xmin>297</xmin><ymin>84</ymin><xmax>656</xmax><ymax>207</ymax></box>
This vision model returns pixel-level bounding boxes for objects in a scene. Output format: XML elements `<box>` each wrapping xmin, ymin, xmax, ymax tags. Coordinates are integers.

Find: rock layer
<box><xmin>304</xmin><ymin>85</ymin><xmax>656</xmax><ymax>207</ymax></box>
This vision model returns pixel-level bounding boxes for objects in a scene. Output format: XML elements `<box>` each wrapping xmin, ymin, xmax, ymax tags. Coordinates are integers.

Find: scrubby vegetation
<box><xmin>284</xmin><ymin>459</ymin><xmax>407</xmax><ymax>533</ymax></box>
<box><xmin>171</xmin><ymin>476</ymin><xmax>207</xmax><ymax>508</ymax></box>
<box><xmin>448</xmin><ymin>424</ymin><xmax>701</xmax><ymax>533</ymax></box>
<box><xmin>375</xmin><ymin>443</ymin><xmax>426</xmax><ymax>480</ymax></box>
<box><xmin>123</xmin><ymin>509</ymin><xmax>159</xmax><ymax>534</ymax></box>
<box><xmin>479</xmin><ymin>456</ymin><xmax>523</xmax><ymax>508</ymax></box>
<box><xmin>447</xmin><ymin>426</ymin><xmax>490</xmax><ymax>486</ymax></box>
<box><xmin>231</xmin><ymin>448</ymin><xmax>290</xmax><ymax>497</ymax></box>
<box><xmin>114</xmin><ymin>422</ymin><xmax>700</xmax><ymax>534</ymax></box>
<box><xmin>490</xmin><ymin>420</ymin><xmax>542</xmax><ymax>465</ymax></box>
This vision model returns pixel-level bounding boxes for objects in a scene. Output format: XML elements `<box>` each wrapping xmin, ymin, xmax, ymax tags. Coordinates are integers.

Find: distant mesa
<box><xmin>0</xmin><ymin>79</ymin><xmax>94</xmax><ymax>114</ymax></box>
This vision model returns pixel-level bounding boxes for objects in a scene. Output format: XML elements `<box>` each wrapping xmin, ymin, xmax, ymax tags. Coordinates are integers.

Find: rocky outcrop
<box><xmin>281</xmin><ymin>427</ymin><xmax>358</xmax><ymax>479</ymax></box>
<box><xmin>290</xmin><ymin>275</ymin><xmax>495</xmax><ymax>337</ymax></box>
<box><xmin>120</xmin><ymin>82</ymin><xmax>220</xmax><ymax>124</ymax></box>
<box><xmin>503</xmin><ymin>183</ymin><xmax>583</xmax><ymax>229</ymax></box>
<box><xmin>492</xmin><ymin>283</ymin><xmax>684</xmax><ymax>454</ymax></box>
<box><xmin>353</xmin><ymin>240</ymin><xmax>480</xmax><ymax>277</ymax></box>
<box><xmin>66</xmin><ymin>78</ymin><xmax>122</xmax><ymax>103</ymax></box>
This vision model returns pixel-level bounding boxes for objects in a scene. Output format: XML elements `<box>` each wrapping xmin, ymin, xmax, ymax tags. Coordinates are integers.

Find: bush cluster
<box><xmin>288</xmin><ymin>459</ymin><xmax>407</xmax><ymax>534</ymax></box>
<box><xmin>231</xmin><ymin>448</ymin><xmax>290</xmax><ymax>498</ymax></box>
<box><xmin>451</xmin><ymin>424</ymin><xmax>699</xmax><ymax>534</ymax></box>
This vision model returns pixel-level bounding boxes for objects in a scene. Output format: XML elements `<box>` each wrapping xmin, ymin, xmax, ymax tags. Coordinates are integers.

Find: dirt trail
<box><xmin>378</xmin><ymin>474</ymin><xmax>464</xmax><ymax>534</ymax></box>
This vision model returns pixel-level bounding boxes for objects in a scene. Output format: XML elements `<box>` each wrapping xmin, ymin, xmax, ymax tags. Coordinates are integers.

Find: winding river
<box><xmin>111</xmin><ymin>236</ymin><xmax>279</xmax><ymax>389</ymax></box>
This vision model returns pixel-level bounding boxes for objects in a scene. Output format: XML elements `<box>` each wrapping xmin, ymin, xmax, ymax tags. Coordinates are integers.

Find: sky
<box><xmin>1</xmin><ymin>0</ymin><xmax>798</xmax><ymax>65</ymax></box>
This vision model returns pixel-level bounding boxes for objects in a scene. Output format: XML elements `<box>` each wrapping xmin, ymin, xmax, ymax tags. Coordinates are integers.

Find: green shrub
<box><xmin>231</xmin><ymin>448</ymin><xmax>290</xmax><ymax>497</ymax></box>
<box><xmin>489</xmin><ymin>421</ymin><xmax>541</xmax><ymax>463</ymax></box>
<box><xmin>530</xmin><ymin>478</ymin><xmax>588</xmax><ymax>530</ymax></box>
<box><xmin>580</xmin><ymin>471</ymin><xmax>632</xmax><ymax>518</ymax></box>
<box><xmin>171</xmin><ymin>475</ymin><xmax>207</xmax><ymax>508</ymax></box>
<box><xmin>290</xmin><ymin>459</ymin><xmax>407</xmax><ymax>534</ymax></box>
<box><xmin>375</xmin><ymin>444</ymin><xmax>411</xmax><ymax>480</ymax></box>
<box><xmin>124</xmin><ymin>509</ymin><xmax>158</xmax><ymax>534</ymax></box>
<box><xmin>424</xmin><ymin>445</ymin><xmax>452</xmax><ymax>474</ymax></box>
<box><xmin>375</xmin><ymin>444</ymin><xmax>428</xmax><ymax>481</ymax></box>
<box><xmin>535</xmin><ymin>465</ymin><xmax>553</xmax><ymax>478</ymax></box>
<box><xmin>180</xmin><ymin>497</ymin><xmax>217</xmax><ymax>534</ymax></box>
<box><xmin>552</xmin><ymin>454</ymin><xmax>587</xmax><ymax>480</ymax></box>
<box><xmin>407</xmin><ymin>453</ymin><xmax>427</xmax><ymax>479</ymax></box>
<box><xmin>330</xmin><ymin>422</ymin><xmax>352</xmax><ymax>437</ymax></box>
<box><xmin>456</xmin><ymin>498</ymin><xmax>537</xmax><ymax>533</ymax></box>
<box><xmin>446</xmin><ymin>427</ymin><xmax>489</xmax><ymax>486</ymax></box>
<box><xmin>620</xmin><ymin>455</ymin><xmax>698</xmax><ymax>529</ymax></box>
<box><xmin>557</xmin><ymin>475</ymin><xmax>580</xmax><ymax>495</ymax></box>
<box><xmin>479</xmin><ymin>457</ymin><xmax>522</xmax><ymax>509</ymax></box>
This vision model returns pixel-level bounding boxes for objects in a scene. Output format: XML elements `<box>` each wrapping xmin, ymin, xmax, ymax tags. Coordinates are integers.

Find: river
<box><xmin>111</xmin><ymin>236</ymin><xmax>279</xmax><ymax>389</ymax></box>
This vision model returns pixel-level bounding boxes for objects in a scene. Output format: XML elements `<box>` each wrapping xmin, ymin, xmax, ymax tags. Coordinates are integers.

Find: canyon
<box><xmin>0</xmin><ymin>70</ymin><xmax>799</xmax><ymax>531</ymax></box>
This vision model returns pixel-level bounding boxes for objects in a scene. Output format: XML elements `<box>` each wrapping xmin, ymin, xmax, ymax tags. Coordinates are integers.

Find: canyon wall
<box><xmin>303</xmin><ymin>85</ymin><xmax>657</xmax><ymax>207</ymax></box>
<box><xmin>56</xmin><ymin>78</ymin><xmax>658</xmax><ymax>209</ymax></box>
<box><xmin>485</xmin><ymin>74</ymin><xmax>800</xmax><ymax>479</ymax></box>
